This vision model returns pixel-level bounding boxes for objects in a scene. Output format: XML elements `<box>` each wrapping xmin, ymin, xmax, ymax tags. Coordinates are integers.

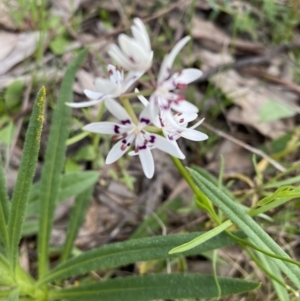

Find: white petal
<box><xmin>181</xmin><ymin>128</ymin><xmax>208</xmax><ymax>141</ymax></box>
<box><xmin>118</xmin><ymin>34</ymin><xmax>149</xmax><ymax>67</ymax></box>
<box><xmin>131</xmin><ymin>24</ymin><xmax>150</xmax><ymax>52</ymax></box>
<box><xmin>94</xmin><ymin>78</ymin><xmax>118</xmax><ymax>94</ymax></box>
<box><xmin>106</xmin><ymin>139</ymin><xmax>130</xmax><ymax>164</ymax></box>
<box><xmin>104</xmin><ymin>98</ymin><xmax>132</xmax><ymax>123</ymax></box>
<box><xmin>149</xmin><ymin>95</ymin><xmax>161</xmax><ymax>123</ymax></box>
<box><xmin>108</xmin><ymin>44</ymin><xmax>134</xmax><ymax>70</ymax></box>
<box><xmin>138</xmin><ymin>101</ymin><xmax>153</xmax><ymax>128</ymax></box>
<box><xmin>157</xmin><ymin>36</ymin><xmax>190</xmax><ymax>83</ymax></box>
<box><xmin>171</xmin><ymin>68</ymin><xmax>203</xmax><ymax>84</ymax></box>
<box><xmin>135</xmin><ymin>88</ymin><xmax>149</xmax><ymax>106</ymax></box>
<box><xmin>132</xmin><ymin>18</ymin><xmax>150</xmax><ymax>51</ymax></box>
<box><xmin>66</xmin><ymin>98</ymin><xmax>103</xmax><ymax>108</ymax></box>
<box><xmin>122</xmin><ymin>71</ymin><xmax>143</xmax><ymax>92</ymax></box>
<box><xmin>171</xmin><ymin>100</ymin><xmax>199</xmax><ymax>113</ymax></box>
<box><xmin>190</xmin><ymin>118</ymin><xmax>205</xmax><ymax>129</ymax></box>
<box><xmin>83</xmin><ymin>122</ymin><xmax>132</xmax><ymax>135</ymax></box>
<box><xmin>174</xmin><ymin>112</ymin><xmax>198</xmax><ymax>125</ymax></box>
<box><xmin>138</xmin><ymin>146</ymin><xmax>154</xmax><ymax>178</ymax></box>
<box><xmin>107</xmin><ymin>65</ymin><xmax>124</xmax><ymax>85</ymax></box>
<box><xmin>84</xmin><ymin>89</ymin><xmax>104</xmax><ymax>100</ymax></box>
<box><xmin>149</xmin><ymin>133</ymin><xmax>185</xmax><ymax>159</ymax></box>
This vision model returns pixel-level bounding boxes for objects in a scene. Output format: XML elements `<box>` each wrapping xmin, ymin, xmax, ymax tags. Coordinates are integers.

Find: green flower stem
<box><xmin>121</xmin><ymin>89</ymin><xmax>154</xmax><ymax>99</ymax></box>
<box><xmin>144</xmin><ymin>126</ymin><xmax>162</xmax><ymax>133</ymax></box>
<box><xmin>171</xmin><ymin>157</ymin><xmax>220</xmax><ymax>222</ymax></box>
<box><xmin>121</xmin><ymin>97</ymin><xmax>139</xmax><ymax>124</ymax></box>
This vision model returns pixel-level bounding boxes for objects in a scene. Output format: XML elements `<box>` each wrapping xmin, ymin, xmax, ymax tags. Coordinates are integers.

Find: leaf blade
<box><xmin>188</xmin><ymin>167</ymin><xmax>300</xmax><ymax>289</ymax></box>
<box><xmin>37</xmin><ymin>50</ymin><xmax>87</xmax><ymax>278</ymax></box>
<box><xmin>37</xmin><ymin>231</ymin><xmax>245</xmax><ymax>286</ymax></box>
<box><xmin>59</xmin><ymin>186</ymin><xmax>94</xmax><ymax>263</ymax></box>
<box><xmin>48</xmin><ymin>273</ymin><xmax>260</xmax><ymax>300</ymax></box>
<box><xmin>0</xmin><ymin>155</ymin><xmax>10</xmax><ymax>251</ymax></box>
<box><xmin>7</xmin><ymin>86</ymin><xmax>46</xmax><ymax>271</ymax></box>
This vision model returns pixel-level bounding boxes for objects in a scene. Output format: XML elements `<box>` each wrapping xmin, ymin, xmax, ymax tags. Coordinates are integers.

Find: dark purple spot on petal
<box><xmin>140</xmin><ymin>118</ymin><xmax>150</xmax><ymax>125</ymax></box>
<box><xmin>149</xmin><ymin>135</ymin><xmax>155</xmax><ymax>143</ymax></box>
<box><xmin>121</xmin><ymin>119</ymin><xmax>131</xmax><ymax>125</ymax></box>
<box><xmin>129</xmin><ymin>57</ymin><xmax>135</xmax><ymax>63</ymax></box>
<box><xmin>122</xmin><ymin>139</ymin><xmax>127</xmax><ymax>143</ymax></box>
<box><xmin>114</xmin><ymin>125</ymin><xmax>120</xmax><ymax>134</ymax></box>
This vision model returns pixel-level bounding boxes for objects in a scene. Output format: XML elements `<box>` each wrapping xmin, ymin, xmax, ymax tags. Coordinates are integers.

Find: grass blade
<box><xmin>37</xmin><ymin>231</ymin><xmax>245</xmax><ymax>286</ymax></box>
<box><xmin>60</xmin><ymin>186</ymin><xmax>94</xmax><ymax>263</ymax></box>
<box><xmin>169</xmin><ymin>219</ymin><xmax>233</xmax><ymax>254</ymax></box>
<box><xmin>7</xmin><ymin>87</ymin><xmax>46</xmax><ymax>271</ymax></box>
<box><xmin>0</xmin><ymin>155</ymin><xmax>10</xmax><ymax>251</ymax></box>
<box><xmin>37</xmin><ymin>49</ymin><xmax>87</xmax><ymax>278</ymax></box>
<box><xmin>49</xmin><ymin>273</ymin><xmax>260</xmax><ymax>300</ymax></box>
<box><xmin>188</xmin><ymin>167</ymin><xmax>300</xmax><ymax>289</ymax></box>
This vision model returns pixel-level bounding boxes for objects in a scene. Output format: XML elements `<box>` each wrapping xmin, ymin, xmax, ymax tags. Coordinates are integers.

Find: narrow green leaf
<box><xmin>257</xmin><ymin>252</ymin><xmax>290</xmax><ymax>301</ymax></box>
<box><xmin>8</xmin><ymin>288</ymin><xmax>19</xmax><ymax>301</ymax></box>
<box><xmin>188</xmin><ymin>167</ymin><xmax>300</xmax><ymax>289</ymax></box>
<box><xmin>0</xmin><ymin>289</ymin><xmax>13</xmax><ymax>298</ymax></box>
<box><xmin>130</xmin><ymin>198</ymin><xmax>182</xmax><ymax>239</ymax></box>
<box><xmin>37</xmin><ymin>231</ymin><xmax>245</xmax><ymax>286</ymax></box>
<box><xmin>37</xmin><ymin>49</ymin><xmax>87</xmax><ymax>278</ymax></box>
<box><xmin>60</xmin><ymin>186</ymin><xmax>94</xmax><ymax>263</ymax></box>
<box><xmin>169</xmin><ymin>220</ymin><xmax>233</xmax><ymax>254</ymax></box>
<box><xmin>0</xmin><ymin>155</ymin><xmax>10</xmax><ymax>251</ymax></box>
<box><xmin>26</xmin><ymin>171</ymin><xmax>98</xmax><ymax>217</ymax></box>
<box><xmin>8</xmin><ymin>86</ymin><xmax>46</xmax><ymax>271</ymax></box>
<box><xmin>49</xmin><ymin>273</ymin><xmax>260</xmax><ymax>300</ymax></box>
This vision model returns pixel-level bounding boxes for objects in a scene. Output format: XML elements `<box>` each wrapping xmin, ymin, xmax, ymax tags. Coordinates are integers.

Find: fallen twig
<box><xmin>202</xmin><ymin>122</ymin><xmax>286</xmax><ymax>172</ymax></box>
<box><xmin>197</xmin><ymin>41</ymin><xmax>300</xmax><ymax>83</ymax></box>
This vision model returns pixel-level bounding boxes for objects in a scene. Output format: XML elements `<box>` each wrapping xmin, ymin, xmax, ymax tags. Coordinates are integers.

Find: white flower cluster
<box><xmin>67</xmin><ymin>18</ymin><xmax>208</xmax><ymax>178</ymax></box>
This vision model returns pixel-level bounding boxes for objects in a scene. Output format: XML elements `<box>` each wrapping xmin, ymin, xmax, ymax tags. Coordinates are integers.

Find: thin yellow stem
<box><xmin>121</xmin><ymin>97</ymin><xmax>139</xmax><ymax>124</ymax></box>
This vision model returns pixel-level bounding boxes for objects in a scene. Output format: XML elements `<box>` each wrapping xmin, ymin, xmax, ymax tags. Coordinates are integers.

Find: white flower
<box><xmin>66</xmin><ymin>65</ymin><xmax>139</xmax><ymax>108</ymax></box>
<box><xmin>83</xmin><ymin>98</ymin><xmax>185</xmax><ymax>178</ymax></box>
<box><xmin>108</xmin><ymin>18</ymin><xmax>153</xmax><ymax>73</ymax></box>
<box><xmin>149</xmin><ymin>36</ymin><xmax>202</xmax><ymax>118</ymax></box>
<box><xmin>137</xmin><ymin>91</ymin><xmax>208</xmax><ymax>144</ymax></box>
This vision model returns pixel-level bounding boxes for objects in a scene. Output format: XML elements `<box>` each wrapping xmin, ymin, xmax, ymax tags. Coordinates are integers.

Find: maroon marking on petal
<box><xmin>177</xmin><ymin>113</ymin><xmax>182</xmax><ymax>116</ymax></box>
<box><xmin>168</xmin><ymin>134</ymin><xmax>174</xmax><ymax>141</ymax></box>
<box><xmin>140</xmin><ymin>118</ymin><xmax>150</xmax><ymax>125</ymax></box>
<box><xmin>149</xmin><ymin>135</ymin><xmax>155</xmax><ymax>143</ymax></box>
<box><xmin>176</xmin><ymin>83</ymin><xmax>188</xmax><ymax>90</ymax></box>
<box><xmin>114</xmin><ymin>125</ymin><xmax>120</xmax><ymax>133</ymax></box>
<box><xmin>134</xmin><ymin>146</ymin><xmax>139</xmax><ymax>152</ymax></box>
<box><xmin>161</xmin><ymin>104</ymin><xmax>170</xmax><ymax>110</ymax></box>
<box><xmin>121</xmin><ymin>144</ymin><xmax>127</xmax><ymax>151</ymax></box>
<box><xmin>121</xmin><ymin>119</ymin><xmax>131</xmax><ymax>125</ymax></box>
<box><xmin>159</xmin><ymin>117</ymin><xmax>164</xmax><ymax>127</ymax></box>
<box><xmin>108</xmin><ymin>68</ymin><xmax>113</xmax><ymax>76</ymax></box>
<box><xmin>179</xmin><ymin>118</ymin><xmax>184</xmax><ymax>123</ymax></box>
<box><xmin>129</xmin><ymin>57</ymin><xmax>135</xmax><ymax>63</ymax></box>
<box><xmin>112</xmin><ymin>135</ymin><xmax>119</xmax><ymax>141</ymax></box>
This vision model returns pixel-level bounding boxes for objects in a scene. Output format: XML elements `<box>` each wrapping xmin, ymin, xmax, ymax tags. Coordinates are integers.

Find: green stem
<box><xmin>171</xmin><ymin>157</ymin><xmax>220</xmax><ymax>222</ymax></box>
<box><xmin>121</xmin><ymin>97</ymin><xmax>139</xmax><ymax>124</ymax></box>
<box><xmin>121</xmin><ymin>89</ymin><xmax>154</xmax><ymax>99</ymax></box>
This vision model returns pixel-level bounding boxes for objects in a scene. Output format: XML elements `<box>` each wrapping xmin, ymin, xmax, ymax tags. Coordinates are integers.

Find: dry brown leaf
<box><xmin>51</xmin><ymin>0</ymin><xmax>81</xmax><ymax>20</ymax></box>
<box><xmin>199</xmin><ymin>50</ymin><xmax>298</xmax><ymax>138</ymax></box>
<box><xmin>192</xmin><ymin>17</ymin><xmax>264</xmax><ymax>54</ymax></box>
<box><xmin>0</xmin><ymin>1</ymin><xmax>18</xmax><ymax>30</ymax></box>
<box><xmin>0</xmin><ymin>31</ymin><xmax>41</xmax><ymax>76</ymax></box>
